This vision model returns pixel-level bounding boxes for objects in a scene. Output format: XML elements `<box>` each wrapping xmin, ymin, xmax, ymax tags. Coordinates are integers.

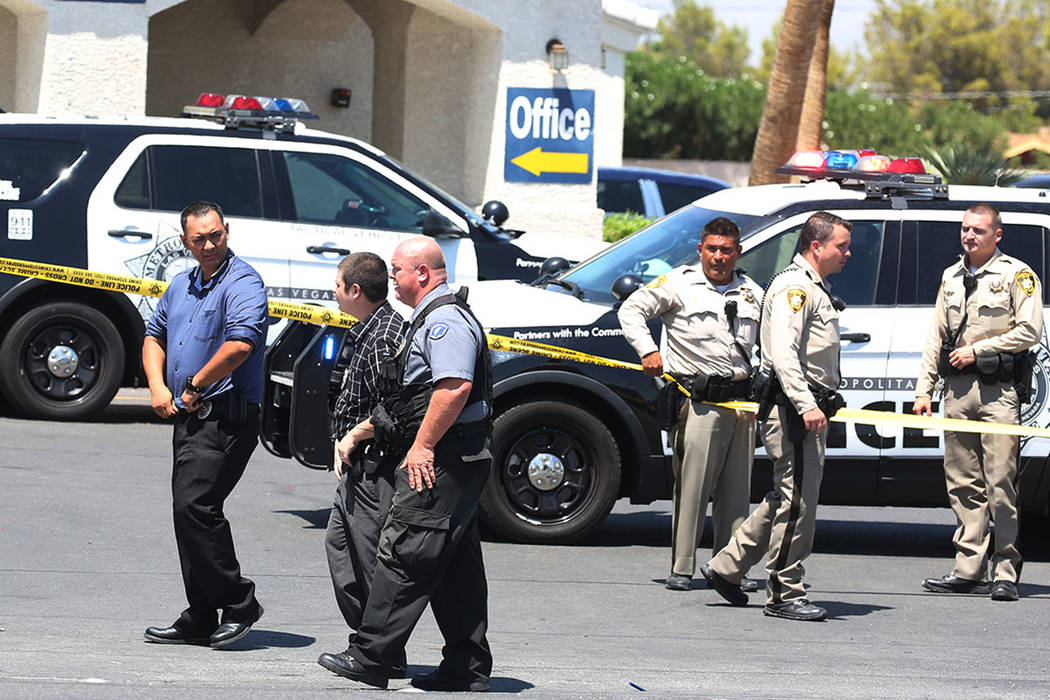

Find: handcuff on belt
<box><xmin>183</xmin><ymin>376</ymin><xmax>212</xmax><ymax>419</ymax></box>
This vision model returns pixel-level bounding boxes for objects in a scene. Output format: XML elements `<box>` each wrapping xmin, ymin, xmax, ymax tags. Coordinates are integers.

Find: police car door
<box><xmin>739</xmin><ymin>211</ymin><xmax>901</xmax><ymax>500</ymax></box>
<box><xmin>881</xmin><ymin>211</ymin><xmax>1050</xmax><ymax>505</ymax></box>
<box><xmin>87</xmin><ymin>137</ymin><xmax>290</xmax><ymax>323</ymax></box>
<box><xmin>273</xmin><ymin>143</ymin><xmax>478</xmax><ymax>308</ymax></box>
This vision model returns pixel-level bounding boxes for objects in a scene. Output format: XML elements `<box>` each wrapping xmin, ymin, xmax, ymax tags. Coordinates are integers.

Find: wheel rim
<box><xmin>500</xmin><ymin>425</ymin><xmax>594</xmax><ymax>525</ymax></box>
<box><xmin>21</xmin><ymin>320</ymin><xmax>104</xmax><ymax>402</ymax></box>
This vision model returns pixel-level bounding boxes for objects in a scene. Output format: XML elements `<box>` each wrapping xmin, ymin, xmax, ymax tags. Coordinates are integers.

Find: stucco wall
<box><xmin>0</xmin><ymin>7</ymin><xmax>15</xmax><ymax>111</ymax></box>
<box><xmin>145</xmin><ymin>0</ymin><xmax>373</xmax><ymax>137</ymax></box>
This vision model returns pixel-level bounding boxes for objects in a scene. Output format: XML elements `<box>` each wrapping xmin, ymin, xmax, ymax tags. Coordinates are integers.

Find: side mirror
<box><xmin>539</xmin><ymin>256</ymin><xmax>571</xmax><ymax>278</ymax></box>
<box><xmin>481</xmin><ymin>200</ymin><xmax>510</xmax><ymax>227</ymax></box>
<box><xmin>421</xmin><ymin>209</ymin><xmax>463</xmax><ymax>238</ymax></box>
<box><xmin>611</xmin><ymin>273</ymin><xmax>645</xmax><ymax>302</ymax></box>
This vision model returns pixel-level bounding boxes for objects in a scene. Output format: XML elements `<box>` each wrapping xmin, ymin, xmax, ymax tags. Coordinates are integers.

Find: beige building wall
<box><xmin>146</xmin><ymin>0</ymin><xmax>373</xmax><ymax>138</ymax></box>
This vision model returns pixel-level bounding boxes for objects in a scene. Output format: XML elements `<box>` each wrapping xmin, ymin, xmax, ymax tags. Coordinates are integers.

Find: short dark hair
<box><xmin>966</xmin><ymin>203</ymin><xmax>1001</xmax><ymax>231</ymax></box>
<box><xmin>800</xmin><ymin>211</ymin><xmax>852</xmax><ymax>251</ymax></box>
<box><xmin>180</xmin><ymin>201</ymin><xmax>224</xmax><ymax>233</ymax></box>
<box><xmin>338</xmin><ymin>252</ymin><xmax>388</xmax><ymax>303</ymax></box>
<box><xmin>701</xmin><ymin>216</ymin><xmax>740</xmax><ymax>243</ymax></box>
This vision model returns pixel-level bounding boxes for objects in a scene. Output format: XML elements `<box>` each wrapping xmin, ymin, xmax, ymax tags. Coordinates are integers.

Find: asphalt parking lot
<box><xmin>1</xmin><ymin>389</ymin><xmax>1049</xmax><ymax>698</ymax></box>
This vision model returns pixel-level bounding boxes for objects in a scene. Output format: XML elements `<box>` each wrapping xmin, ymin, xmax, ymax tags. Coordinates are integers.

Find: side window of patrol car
<box><xmin>279</xmin><ymin>152</ymin><xmax>427</xmax><ymax>231</ymax></box>
<box><xmin>906</xmin><ymin>221</ymin><xmax>1048</xmax><ymax>305</ymax></box>
<box><xmin>0</xmin><ymin>138</ymin><xmax>84</xmax><ymax>202</ymax></box>
<box><xmin>739</xmin><ymin>220</ymin><xmax>888</xmax><ymax>307</ymax></box>
<box><xmin>114</xmin><ymin>146</ymin><xmax>263</xmax><ymax>218</ymax></box>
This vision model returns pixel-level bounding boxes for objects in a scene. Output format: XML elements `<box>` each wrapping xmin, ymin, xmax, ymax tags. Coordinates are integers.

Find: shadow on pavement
<box><xmin>275</xmin><ymin>508</ymin><xmax>329</xmax><ymax>529</ymax></box>
<box><xmin>221</xmin><ymin>629</ymin><xmax>315</xmax><ymax>651</ymax></box>
<box><xmin>819</xmin><ymin>600</ymin><xmax>894</xmax><ymax>619</ymax></box>
<box><xmin>405</xmin><ymin>667</ymin><xmax>533</xmax><ymax>693</ymax></box>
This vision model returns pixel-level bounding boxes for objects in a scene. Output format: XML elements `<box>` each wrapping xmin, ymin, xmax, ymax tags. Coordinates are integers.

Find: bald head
<box><xmin>390</xmin><ymin>237</ymin><xmax>448</xmax><ymax>308</ymax></box>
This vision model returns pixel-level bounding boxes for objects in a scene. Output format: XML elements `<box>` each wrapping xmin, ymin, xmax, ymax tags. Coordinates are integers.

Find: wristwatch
<box><xmin>183</xmin><ymin>376</ymin><xmax>204</xmax><ymax>395</ymax></box>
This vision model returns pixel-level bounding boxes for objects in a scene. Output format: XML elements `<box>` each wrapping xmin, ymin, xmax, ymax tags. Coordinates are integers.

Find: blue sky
<box><xmin>630</xmin><ymin>0</ymin><xmax>877</xmax><ymax>65</ymax></box>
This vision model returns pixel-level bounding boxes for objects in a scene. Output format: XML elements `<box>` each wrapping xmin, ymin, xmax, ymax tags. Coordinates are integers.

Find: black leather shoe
<box><xmin>922</xmin><ymin>574</ymin><xmax>988</xmax><ymax>594</ymax></box>
<box><xmin>990</xmin><ymin>580</ymin><xmax>1019</xmax><ymax>601</ymax></box>
<box><xmin>144</xmin><ymin>624</ymin><xmax>213</xmax><ymax>645</ymax></box>
<box><xmin>739</xmin><ymin>578</ymin><xmax>762</xmax><ymax>593</ymax></box>
<box><xmin>665</xmin><ymin>573</ymin><xmax>692</xmax><ymax>591</ymax></box>
<box><xmin>411</xmin><ymin>669</ymin><xmax>490</xmax><ymax>692</ymax></box>
<box><xmin>763</xmin><ymin>600</ymin><xmax>827</xmax><ymax>621</ymax></box>
<box><xmin>210</xmin><ymin>605</ymin><xmax>264</xmax><ymax>649</ymax></box>
<box><xmin>700</xmin><ymin>564</ymin><xmax>748</xmax><ymax>607</ymax></box>
<box><xmin>317</xmin><ymin>652</ymin><xmax>389</xmax><ymax>689</ymax></box>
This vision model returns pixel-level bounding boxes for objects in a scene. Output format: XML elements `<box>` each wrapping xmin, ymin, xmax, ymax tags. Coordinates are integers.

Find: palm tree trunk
<box><xmin>796</xmin><ymin>0</ymin><xmax>834</xmax><ymax>151</ymax></box>
<box><xmin>749</xmin><ymin>0</ymin><xmax>826</xmax><ymax>185</ymax></box>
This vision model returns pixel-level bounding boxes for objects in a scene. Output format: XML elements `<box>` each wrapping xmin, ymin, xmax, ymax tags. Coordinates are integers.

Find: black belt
<box><xmin>179</xmin><ymin>392</ymin><xmax>259</xmax><ymax>422</ymax></box>
<box><xmin>685</xmin><ymin>374</ymin><xmax>752</xmax><ymax>402</ymax></box>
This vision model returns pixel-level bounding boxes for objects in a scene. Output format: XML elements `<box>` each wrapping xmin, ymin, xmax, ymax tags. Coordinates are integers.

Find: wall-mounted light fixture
<box><xmin>331</xmin><ymin>88</ymin><xmax>351</xmax><ymax>108</ymax></box>
<box><xmin>546</xmin><ymin>38</ymin><xmax>568</xmax><ymax>71</ymax></box>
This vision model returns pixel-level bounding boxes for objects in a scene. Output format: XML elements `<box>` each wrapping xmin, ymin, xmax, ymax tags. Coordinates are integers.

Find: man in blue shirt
<box><xmin>141</xmin><ymin>201</ymin><xmax>268</xmax><ymax>648</ymax></box>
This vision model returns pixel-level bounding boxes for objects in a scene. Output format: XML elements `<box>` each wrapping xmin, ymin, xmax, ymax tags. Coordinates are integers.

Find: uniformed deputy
<box><xmin>701</xmin><ymin>211</ymin><xmax>851</xmax><ymax>622</ymax></box>
<box><xmin>618</xmin><ymin>216</ymin><xmax>763</xmax><ymax>593</ymax></box>
<box><xmin>316</xmin><ymin>253</ymin><xmax>407</xmax><ymax>677</ymax></box>
<box><xmin>142</xmin><ymin>201</ymin><xmax>268</xmax><ymax>647</ymax></box>
<box><xmin>325</xmin><ymin>237</ymin><xmax>493</xmax><ymax>692</ymax></box>
<box><xmin>914</xmin><ymin>203</ymin><xmax>1044</xmax><ymax>602</ymax></box>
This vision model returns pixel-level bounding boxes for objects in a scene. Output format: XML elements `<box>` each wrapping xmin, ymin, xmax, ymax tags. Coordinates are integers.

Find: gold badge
<box><xmin>646</xmin><ymin>274</ymin><xmax>667</xmax><ymax>289</ymax></box>
<box><xmin>743</xmin><ymin>288</ymin><xmax>756</xmax><ymax>304</ymax></box>
<box><xmin>787</xmin><ymin>288</ymin><xmax>806</xmax><ymax>312</ymax></box>
<box><xmin>1016</xmin><ymin>270</ymin><xmax>1037</xmax><ymax>297</ymax></box>
<box><xmin>989</xmin><ymin>278</ymin><xmax>1003</xmax><ymax>293</ymax></box>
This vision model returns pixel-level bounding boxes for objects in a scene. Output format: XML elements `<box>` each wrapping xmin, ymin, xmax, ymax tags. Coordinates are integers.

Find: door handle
<box><xmin>307</xmin><ymin>245</ymin><xmax>351</xmax><ymax>255</ymax></box>
<box><xmin>108</xmin><ymin>229</ymin><xmax>153</xmax><ymax>240</ymax></box>
<box><xmin>841</xmin><ymin>332</ymin><xmax>871</xmax><ymax>343</ymax></box>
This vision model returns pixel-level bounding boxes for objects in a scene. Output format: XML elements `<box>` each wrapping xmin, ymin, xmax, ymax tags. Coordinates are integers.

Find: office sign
<box><xmin>504</xmin><ymin>87</ymin><xmax>594</xmax><ymax>184</ymax></box>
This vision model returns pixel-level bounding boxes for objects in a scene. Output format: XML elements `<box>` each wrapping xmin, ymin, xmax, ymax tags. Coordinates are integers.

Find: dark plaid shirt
<box><xmin>330</xmin><ymin>301</ymin><xmax>406</xmax><ymax>440</ymax></box>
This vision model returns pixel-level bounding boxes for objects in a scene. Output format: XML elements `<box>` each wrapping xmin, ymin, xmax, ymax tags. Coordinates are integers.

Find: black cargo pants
<box><xmin>349</xmin><ymin>424</ymin><xmax>493</xmax><ymax>682</ymax></box>
<box><xmin>170</xmin><ymin>403</ymin><xmax>261</xmax><ymax>632</ymax></box>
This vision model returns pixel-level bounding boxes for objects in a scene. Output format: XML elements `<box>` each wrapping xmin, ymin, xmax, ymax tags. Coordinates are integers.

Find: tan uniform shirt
<box><xmin>916</xmin><ymin>249</ymin><xmax>1044</xmax><ymax>398</ymax></box>
<box><xmin>762</xmin><ymin>254</ymin><xmax>841</xmax><ymax>414</ymax></box>
<box><xmin>618</xmin><ymin>265</ymin><xmax>763</xmax><ymax>380</ymax></box>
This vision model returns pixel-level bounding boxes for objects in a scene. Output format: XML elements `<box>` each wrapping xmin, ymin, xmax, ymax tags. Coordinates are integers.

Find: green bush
<box><xmin>603</xmin><ymin>212</ymin><xmax>654</xmax><ymax>243</ymax></box>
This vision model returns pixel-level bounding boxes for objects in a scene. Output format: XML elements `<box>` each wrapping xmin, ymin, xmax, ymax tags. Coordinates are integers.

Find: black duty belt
<box><xmin>180</xmin><ymin>392</ymin><xmax>259</xmax><ymax>423</ymax></box>
<box><xmin>685</xmin><ymin>374</ymin><xmax>752</xmax><ymax>403</ymax></box>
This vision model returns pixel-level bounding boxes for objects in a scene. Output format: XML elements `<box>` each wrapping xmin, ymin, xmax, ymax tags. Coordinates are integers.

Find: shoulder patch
<box><xmin>428</xmin><ymin>322</ymin><xmax>450</xmax><ymax>340</ymax></box>
<box><xmin>645</xmin><ymin>274</ymin><xmax>668</xmax><ymax>289</ymax></box>
<box><xmin>786</xmin><ymin>288</ymin><xmax>807</xmax><ymax>312</ymax></box>
<box><xmin>1016</xmin><ymin>270</ymin><xmax>1037</xmax><ymax>297</ymax></box>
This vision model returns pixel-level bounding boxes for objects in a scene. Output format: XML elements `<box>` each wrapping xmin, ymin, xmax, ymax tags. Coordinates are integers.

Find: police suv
<box><xmin>264</xmin><ymin>151</ymin><xmax>1050</xmax><ymax>543</ymax></box>
<box><xmin>0</xmin><ymin>94</ymin><xmax>601</xmax><ymax>420</ymax></box>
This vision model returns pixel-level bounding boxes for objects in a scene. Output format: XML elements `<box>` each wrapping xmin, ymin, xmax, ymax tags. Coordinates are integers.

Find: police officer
<box><xmin>914</xmin><ymin>203</ymin><xmax>1043</xmax><ymax>602</ymax></box>
<box><xmin>618</xmin><ymin>217</ymin><xmax>763</xmax><ymax>592</ymax></box>
<box><xmin>323</xmin><ymin>237</ymin><xmax>492</xmax><ymax>691</ymax></box>
<box><xmin>142</xmin><ymin>201</ymin><xmax>268</xmax><ymax>647</ymax></box>
<box><xmin>317</xmin><ymin>253</ymin><xmax>407</xmax><ymax>676</ymax></box>
<box><xmin>701</xmin><ymin>211</ymin><xmax>851</xmax><ymax>622</ymax></box>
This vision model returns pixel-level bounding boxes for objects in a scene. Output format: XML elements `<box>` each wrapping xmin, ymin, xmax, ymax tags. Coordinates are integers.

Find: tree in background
<box><xmin>796</xmin><ymin>0</ymin><xmax>836</xmax><ymax>151</ymax></box>
<box><xmin>749</xmin><ymin>0</ymin><xmax>826</xmax><ymax>185</ymax></box>
<box><xmin>865</xmin><ymin>0</ymin><xmax>1050</xmax><ymax>116</ymax></box>
<box><xmin>649</xmin><ymin>0</ymin><xmax>751</xmax><ymax>77</ymax></box>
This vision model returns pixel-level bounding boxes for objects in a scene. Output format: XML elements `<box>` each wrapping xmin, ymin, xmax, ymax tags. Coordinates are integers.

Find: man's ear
<box><xmin>179</xmin><ymin>233</ymin><xmax>189</xmax><ymax>250</ymax></box>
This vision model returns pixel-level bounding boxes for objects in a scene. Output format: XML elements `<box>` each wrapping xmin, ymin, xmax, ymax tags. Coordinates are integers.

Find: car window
<box><xmin>656</xmin><ymin>181</ymin><xmax>716</xmax><ymax>213</ymax></box>
<box><xmin>280</xmin><ymin>151</ymin><xmax>427</xmax><ymax>231</ymax></box>
<box><xmin>0</xmin><ymin>138</ymin><xmax>84</xmax><ymax>202</ymax></box>
<box><xmin>562</xmin><ymin>206</ymin><xmax>759</xmax><ymax>302</ymax></box>
<box><xmin>119</xmin><ymin>146</ymin><xmax>262</xmax><ymax>218</ymax></box>
<box><xmin>739</xmin><ymin>220</ymin><xmax>887</xmax><ymax>306</ymax></box>
<box><xmin>597</xmin><ymin>178</ymin><xmax>645</xmax><ymax>215</ymax></box>
<box><xmin>910</xmin><ymin>221</ymin><xmax>1046</xmax><ymax>305</ymax></box>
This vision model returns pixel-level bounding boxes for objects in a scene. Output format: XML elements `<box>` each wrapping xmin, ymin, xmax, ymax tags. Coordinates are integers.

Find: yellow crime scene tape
<box><xmin>3</xmin><ymin>256</ymin><xmax>1049</xmax><ymax>439</ymax></box>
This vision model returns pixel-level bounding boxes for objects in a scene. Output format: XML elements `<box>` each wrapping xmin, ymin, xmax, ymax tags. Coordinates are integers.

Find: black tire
<box><xmin>0</xmin><ymin>302</ymin><xmax>125</xmax><ymax>420</ymax></box>
<box><xmin>479</xmin><ymin>401</ymin><xmax>621</xmax><ymax>543</ymax></box>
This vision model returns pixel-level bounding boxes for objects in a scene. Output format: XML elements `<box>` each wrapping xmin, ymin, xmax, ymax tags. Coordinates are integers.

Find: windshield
<box><xmin>560</xmin><ymin>206</ymin><xmax>760</xmax><ymax>302</ymax></box>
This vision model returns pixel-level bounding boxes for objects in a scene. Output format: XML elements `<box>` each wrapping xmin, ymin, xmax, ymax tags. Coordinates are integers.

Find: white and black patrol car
<box><xmin>263</xmin><ymin>151</ymin><xmax>1050</xmax><ymax>544</ymax></box>
<box><xmin>0</xmin><ymin>94</ymin><xmax>601</xmax><ymax>420</ymax></box>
